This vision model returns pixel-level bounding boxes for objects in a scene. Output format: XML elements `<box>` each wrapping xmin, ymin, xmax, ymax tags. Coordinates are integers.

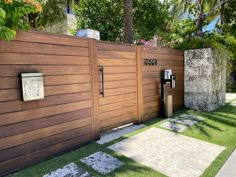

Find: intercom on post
<box><xmin>161</xmin><ymin>69</ymin><xmax>176</xmax><ymax>88</ymax></box>
<box><xmin>161</xmin><ymin>69</ymin><xmax>176</xmax><ymax>116</ymax></box>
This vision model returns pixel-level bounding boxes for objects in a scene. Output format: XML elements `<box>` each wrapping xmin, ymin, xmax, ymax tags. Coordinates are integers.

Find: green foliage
<box><xmin>133</xmin><ymin>0</ymin><xmax>170</xmax><ymax>40</ymax></box>
<box><xmin>0</xmin><ymin>0</ymin><xmax>40</xmax><ymax>41</ymax></box>
<box><xmin>0</xmin><ymin>7</ymin><xmax>15</xmax><ymax>41</ymax></box>
<box><xmin>169</xmin><ymin>0</ymin><xmax>225</xmax><ymax>36</ymax></box>
<box><xmin>222</xmin><ymin>0</ymin><xmax>236</xmax><ymax>37</ymax></box>
<box><xmin>36</xmin><ymin>0</ymin><xmax>66</xmax><ymax>28</ymax></box>
<box><xmin>74</xmin><ymin>0</ymin><xmax>170</xmax><ymax>42</ymax></box>
<box><xmin>74</xmin><ymin>0</ymin><xmax>123</xmax><ymax>42</ymax></box>
<box><xmin>170</xmin><ymin>19</ymin><xmax>196</xmax><ymax>45</ymax></box>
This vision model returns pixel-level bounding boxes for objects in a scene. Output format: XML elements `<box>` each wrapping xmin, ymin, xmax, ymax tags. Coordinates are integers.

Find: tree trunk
<box><xmin>220</xmin><ymin>0</ymin><xmax>225</xmax><ymax>26</ymax></box>
<box><xmin>123</xmin><ymin>0</ymin><xmax>133</xmax><ymax>43</ymax></box>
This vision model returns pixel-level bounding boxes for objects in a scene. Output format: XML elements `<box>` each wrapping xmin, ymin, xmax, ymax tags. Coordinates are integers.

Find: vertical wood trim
<box><xmin>89</xmin><ymin>39</ymin><xmax>100</xmax><ymax>140</ymax></box>
<box><xmin>136</xmin><ymin>46</ymin><xmax>144</xmax><ymax>123</ymax></box>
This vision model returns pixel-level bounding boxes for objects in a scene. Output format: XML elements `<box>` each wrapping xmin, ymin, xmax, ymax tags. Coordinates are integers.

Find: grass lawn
<box><xmin>9</xmin><ymin>98</ymin><xmax>236</xmax><ymax>177</ymax></box>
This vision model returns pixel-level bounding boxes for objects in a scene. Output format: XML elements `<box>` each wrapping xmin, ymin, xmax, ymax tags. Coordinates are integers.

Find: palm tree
<box><xmin>169</xmin><ymin>0</ymin><xmax>229</xmax><ymax>36</ymax></box>
<box><xmin>123</xmin><ymin>0</ymin><xmax>133</xmax><ymax>43</ymax></box>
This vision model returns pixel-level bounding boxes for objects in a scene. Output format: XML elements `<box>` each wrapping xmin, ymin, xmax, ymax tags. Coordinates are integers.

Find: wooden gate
<box><xmin>97</xmin><ymin>42</ymin><xmax>139</xmax><ymax>131</ymax></box>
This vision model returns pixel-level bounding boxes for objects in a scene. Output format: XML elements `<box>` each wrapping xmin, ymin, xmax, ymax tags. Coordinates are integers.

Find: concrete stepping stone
<box><xmin>109</xmin><ymin>127</ymin><xmax>225</xmax><ymax>177</ymax></box>
<box><xmin>215</xmin><ymin>149</ymin><xmax>236</xmax><ymax>177</ymax></box>
<box><xmin>43</xmin><ymin>163</ymin><xmax>92</xmax><ymax>177</ymax></box>
<box><xmin>161</xmin><ymin>114</ymin><xmax>205</xmax><ymax>132</ymax></box>
<box><xmin>168</xmin><ymin>118</ymin><xmax>197</xmax><ymax>126</ymax></box>
<box><xmin>179</xmin><ymin>114</ymin><xmax>205</xmax><ymax>121</ymax></box>
<box><xmin>80</xmin><ymin>151</ymin><xmax>123</xmax><ymax>174</ymax></box>
<box><xmin>160</xmin><ymin>121</ymin><xmax>187</xmax><ymax>132</ymax></box>
<box><xmin>96</xmin><ymin>123</ymin><xmax>146</xmax><ymax>144</ymax></box>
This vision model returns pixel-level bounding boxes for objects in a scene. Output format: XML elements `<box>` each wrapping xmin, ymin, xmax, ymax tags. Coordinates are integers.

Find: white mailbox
<box><xmin>21</xmin><ymin>73</ymin><xmax>44</xmax><ymax>101</ymax></box>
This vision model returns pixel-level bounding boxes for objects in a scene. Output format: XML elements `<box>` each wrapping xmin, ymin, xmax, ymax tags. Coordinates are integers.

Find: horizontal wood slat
<box><xmin>45</xmin><ymin>83</ymin><xmax>91</xmax><ymax>96</ymax></box>
<box><xmin>104</xmin><ymin>86</ymin><xmax>136</xmax><ymax>97</ymax></box>
<box><xmin>0</xmin><ymin>100</ymin><xmax>92</xmax><ymax>126</ymax></box>
<box><xmin>98</xmin><ymin>59</ymin><xmax>136</xmax><ymax>66</ymax></box>
<box><xmin>97</xmin><ymin>42</ymin><xmax>135</xmax><ymax>52</ymax></box>
<box><xmin>99</xmin><ymin>99</ymin><xmax>136</xmax><ymax>113</ymax></box>
<box><xmin>0</xmin><ymin>75</ymin><xmax>91</xmax><ymax>89</ymax></box>
<box><xmin>143</xmin><ymin>47</ymin><xmax>184</xmax><ymax>56</ymax></box>
<box><xmin>98</xmin><ymin>51</ymin><xmax>136</xmax><ymax>59</ymax></box>
<box><xmin>0</xmin><ymin>32</ymin><xmax>185</xmax><ymax>176</ymax></box>
<box><xmin>103</xmin><ymin>80</ymin><xmax>137</xmax><ymax>89</ymax></box>
<box><xmin>101</xmin><ymin>112</ymin><xmax>137</xmax><ymax>130</ymax></box>
<box><xmin>99</xmin><ymin>93</ymin><xmax>137</xmax><ymax>105</ymax></box>
<box><xmin>0</xmin><ymin>117</ymin><xmax>91</xmax><ymax>151</ymax></box>
<box><xmin>0</xmin><ymin>41</ymin><xmax>89</xmax><ymax>56</ymax></box>
<box><xmin>0</xmin><ymin>133</ymin><xmax>91</xmax><ymax>176</ymax></box>
<box><xmin>0</xmin><ymin>108</ymin><xmax>91</xmax><ymax>138</ymax></box>
<box><xmin>142</xmin><ymin>53</ymin><xmax>184</xmax><ymax>60</ymax></box>
<box><xmin>15</xmin><ymin>31</ymin><xmax>89</xmax><ymax>47</ymax></box>
<box><xmin>99</xmin><ymin>106</ymin><xmax>137</xmax><ymax>121</ymax></box>
<box><xmin>102</xmin><ymin>66</ymin><xmax>136</xmax><ymax>74</ymax></box>
<box><xmin>0</xmin><ymin>125</ymin><xmax>91</xmax><ymax>163</ymax></box>
<box><xmin>0</xmin><ymin>54</ymin><xmax>90</xmax><ymax>65</ymax></box>
<box><xmin>0</xmin><ymin>32</ymin><xmax>94</xmax><ymax>176</ymax></box>
<box><xmin>104</xmin><ymin>73</ymin><xmax>136</xmax><ymax>81</ymax></box>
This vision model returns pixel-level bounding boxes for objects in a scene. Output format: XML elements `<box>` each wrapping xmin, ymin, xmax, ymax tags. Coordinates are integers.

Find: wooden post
<box><xmin>136</xmin><ymin>46</ymin><xmax>144</xmax><ymax>124</ymax></box>
<box><xmin>89</xmin><ymin>39</ymin><xmax>100</xmax><ymax>140</ymax></box>
<box><xmin>165</xmin><ymin>95</ymin><xmax>173</xmax><ymax>118</ymax></box>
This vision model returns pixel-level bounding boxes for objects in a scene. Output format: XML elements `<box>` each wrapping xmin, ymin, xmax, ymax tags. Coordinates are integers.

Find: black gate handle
<box><xmin>99</xmin><ymin>65</ymin><xmax>104</xmax><ymax>97</ymax></box>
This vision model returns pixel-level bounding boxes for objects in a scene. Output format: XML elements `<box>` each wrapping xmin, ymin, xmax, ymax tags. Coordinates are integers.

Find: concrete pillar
<box><xmin>184</xmin><ymin>48</ymin><xmax>227</xmax><ymax>111</ymax></box>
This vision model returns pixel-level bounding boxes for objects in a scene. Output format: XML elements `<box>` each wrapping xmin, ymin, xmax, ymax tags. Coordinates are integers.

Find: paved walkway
<box><xmin>226</xmin><ymin>93</ymin><xmax>236</xmax><ymax>102</ymax></box>
<box><xmin>109</xmin><ymin>127</ymin><xmax>225</xmax><ymax>177</ymax></box>
<box><xmin>215</xmin><ymin>149</ymin><xmax>236</xmax><ymax>177</ymax></box>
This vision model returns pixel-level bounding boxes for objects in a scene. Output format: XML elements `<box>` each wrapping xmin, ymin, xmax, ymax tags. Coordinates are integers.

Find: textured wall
<box><xmin>184</xmin><ymin>48</ymin><xmax>226</xmax><ymax>111</ymax></box>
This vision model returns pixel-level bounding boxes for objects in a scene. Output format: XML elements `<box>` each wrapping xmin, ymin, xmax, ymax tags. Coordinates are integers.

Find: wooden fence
<box><xmin>0</xmin><ymin>31</ymin><xmax>184</xmax><ymax>176</ymax></box>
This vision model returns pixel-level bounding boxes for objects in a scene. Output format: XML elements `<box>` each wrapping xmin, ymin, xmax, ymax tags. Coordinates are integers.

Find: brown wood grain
<box><xmin>98</xmin><ymin>51</ymin><xmax>136</xmax><ymax>59</ymax></box>
<box><xmin>101</xmin><ymin>112</ymin><xmax>137</xmax><ymax>130</ymax></box>
<box><xmin>136</xmin><ymin>46</ymin><xmax>144</xmax><ymax>123</ymax></box>
<box><xmin>143</xmin><ymin>112</ymin><xmax>159</xmax><ymax>120</ymax></box>
<box><xmin>142</xmin><ymin>53</ymin><xmax>184</xmax><ymax>61</ymax></box>
<box><xmin>0</xmin><ymin>100</ymin><xmax>92</xmax><ymax>126</ymax></box>
<box><xmin>0</xmin><ymin>101</ymin><xmax>22</xmax><ymax>114</ymax></box>
<box><xmin>21</xmin><ymin>92</ymin><xmax>91</xmax><ymax>111</ymax></box>
<box><xmin>104</xmin><ymin>86</ymin><xmax>137</xmax><ymax>97</ymax></box>
<box><xmin>44</xmin><ymin>75</ymin><xmax>91</xmax><ymax>86</ymax></box>
<box><xmin>97</xmin><ymin>42</ymin><xmax>135</xmax><ymax>52</ymax></box>
<box><xmin>99</xmin><ymin>99</ymin><xmax>136</xmax><ymax>113</ymax></box>
<box><xmin>0</xmin><ymin>133</ymin><xmax>91</xmax><ymax>176</ymax></box>
<box><xmin>15</xmin><ymin>31</ymin><xmax>89</xmax><ymax>47</ymax></box>
<box><xmin>144</xmin><ymin>106</ymin><xmax>161</xmax><ymax>116</ymax></box>
<box><xmin>0</xmin><ymin>89</ymin><xmax>21</xmax><ymax>102</ymax></box>
<box><xmin>99</xmin><ymin>93</ymin><xmax>137</xmax><ymax>105</ymax></box>
<box><xmin>0</xmin><ymin>117</ymin><xmax>91</xmax><ymax>151</ymax></box>
<box><xmin>0</xmin><ymin>125</ymin><xmax>91</xmax><ymax>163</ymax></box>
<box><xmin>0</xmin><ymin>41</ymin><xmax>89</xmax><ymax>56</ymax></box>
<box><xmin>98</xmin><ymin>59</ymin><xmax>136</xmax><ymax>66</ymax></box>
<box><xmin>0</xmin><ymin>54</ymin><xmax>90</xmax><ymax>66</ymax></box>
<box><xmin>89</xmin><ymin>39</ymin><xmax>100</xmax><ymax>140</ymax></box>
<box><xmin>104</xmin><ymin>73</ymin><xmax>136</xmax><ymax>81</ymax></box>
<box><xmin>99</xmin><ymin>105</ymin><xmax>137</xmax><ymax>121</ymax></box>
<box><xmin>103</xmin><ymin>80</ymin><xmax>137</xmax><ymax>89</ymax></box>
<box><xmin>142</xmin><ymin>47</ymin><xmax>184</xmax><ymax>56</ymax></box>
<box><xmin>0</xmin><ymin>108</ymin><xmax>91</xmax><ymax>138</ymax></box>
<box><xmin>45</xmin><ymin>83</ymin><xmax>91</xmax><ymax>96</ymax></box>
<box><xmin>144</xmin><ymin>95</ymin><xmax>161</xmax><ymax>104</ymax></box>
<box><xmin>142</xmin><ymin>65</ymin><xmax>184</xmax><ymax>72</ymax></box>
<box><xmin>103</xmin><ymin>66</ymin><xmax>136</xmax><ymax>74</ymax></box>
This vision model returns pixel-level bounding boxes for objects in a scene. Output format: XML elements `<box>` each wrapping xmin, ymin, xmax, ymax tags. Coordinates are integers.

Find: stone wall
<box><xmin>184</xmin><ymin>48</ymin><xmax>227</xmax><ymax>111</ymax></box>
